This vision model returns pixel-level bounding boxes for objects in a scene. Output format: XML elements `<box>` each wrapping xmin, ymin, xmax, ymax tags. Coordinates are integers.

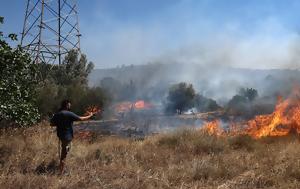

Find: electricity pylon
<box><xmin>20</xmin><ymin>0</ymin><xmax>81</xmax><ymax>64</ymax></box>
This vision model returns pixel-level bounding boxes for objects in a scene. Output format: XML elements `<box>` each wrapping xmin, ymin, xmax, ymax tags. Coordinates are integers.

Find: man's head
<box><xmin>60</xmin><ymin>99</ymin><xmax>71</xmax><ymax>111</ymax></box>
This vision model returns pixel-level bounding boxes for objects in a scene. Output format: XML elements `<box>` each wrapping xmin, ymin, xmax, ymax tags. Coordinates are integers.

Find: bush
<box><xmin>226</xmin><ymin>88</ymin><xmax>259</xmax><ymax>118</ymax></box>
<box><xmin>0</xmin><ymin>17</ymin><xmax>40</xmax><ymax>126</ymax></box>
<box><xmin>194</xmin><ymin>94</ymin><xmax>221</xmax><ymax>112</ymax></box>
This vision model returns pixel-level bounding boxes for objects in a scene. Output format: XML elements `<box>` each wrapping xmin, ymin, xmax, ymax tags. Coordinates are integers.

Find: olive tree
<box><xmin>165</xmin><ymin>82</ymin><xmax>196</xmax><ymax>114</ymax></box>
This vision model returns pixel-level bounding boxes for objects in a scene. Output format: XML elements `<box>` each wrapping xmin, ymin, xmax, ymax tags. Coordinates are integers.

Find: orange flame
<box><xmin>201</xmin><ymin>87</ymin><xmax>300</xmax><ymax>138</ymax></box>
<box><xmin>115</xmin><ymin>100</ymin><xmax>153</xmax><ymax>112</ymax></box>
<box><xmin>246</xmin><ymin>93</ymin><xmax>300</xmax><ymax>138</ymax></box>
<box><xmin>85</xmin><ymin>105</ymin><xmax>101</xmax><ymax>116</ymax></box>
<box><xmin>134</xmin><ymin>100</ymin><xmax>153</xmax><ymax>109</ymax></box>
<box><xmin>201</xmin><ymin>120</ymin><xmax>223</xmax><ymax>136</ymax></box>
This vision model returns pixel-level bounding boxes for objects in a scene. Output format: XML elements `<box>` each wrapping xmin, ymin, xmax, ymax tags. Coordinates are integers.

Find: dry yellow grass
<box><xmin>1</xmin><ymin>123</ymin><xmax>300</xmax><ymax>189</ymax></box>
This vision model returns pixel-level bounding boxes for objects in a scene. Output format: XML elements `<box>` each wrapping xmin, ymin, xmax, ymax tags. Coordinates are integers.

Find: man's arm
<box><xmin>79</xmin><ymin>112</ymin><xmax>94</xmax><ymax>121</ymax></box>
<box><xmin>69</xmin><ymin>111</ymin><xmax>94</xmax><ymax>122</ymax></box>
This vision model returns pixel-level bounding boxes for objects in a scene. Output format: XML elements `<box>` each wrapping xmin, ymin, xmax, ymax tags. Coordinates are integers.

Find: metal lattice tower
<box><xmin>20</xmin><ymin>0</ymin><xmax>81</xmax><ymax>64</ymax></box>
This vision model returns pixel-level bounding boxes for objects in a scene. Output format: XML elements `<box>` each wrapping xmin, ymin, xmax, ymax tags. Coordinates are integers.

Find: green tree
<box><xmin>194</xmin><ymin>94</ymin><xmax>220</xmax><ymax>112</ymax></box>
<box><xmin>0</xmin><ymin>17</ymin><xmax>40</xmax><ymax>126</ymax></box>
<box><xmin>79</xmin><ymin>87</ymin><xmax>111</xmax><ymax>115</ymax></box>
<box><xmin>38</xmin><ymin>50</ymin><xmax>94</xmax><ymax>85</ymax></box>
<box><xmin>228</xmin><ymin>95</ymin><xmax>248</xmax><ymax>108</ymax></box>
<box><xmin>35</xmin><ymin>49</ymin><xmax>111</xmax><ymax>117</ymax></box>
<box><xmin>165</xmin><ymin>82</ymin><xmax>196</xmax><ymax>114</ymax></box>
<box><xmin>226</xmin><ymin>94</ymin><xmax>250</xmax><ymax>117</ymax></box>
<box><xmin>36</xmin><ymin>80</ymin><xmax>60</xmax><ymax>116</ymax></box>
<box><xmin>238</xmin><ymin>88</ymin><xmax>258</xmax><ymax>102</ymax></box>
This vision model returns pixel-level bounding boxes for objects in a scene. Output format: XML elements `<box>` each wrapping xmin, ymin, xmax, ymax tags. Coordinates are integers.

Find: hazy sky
<box><xmin>1</xmin><ymin>0</ymin><xmax>300</xmax><ymax>69</ymax></box>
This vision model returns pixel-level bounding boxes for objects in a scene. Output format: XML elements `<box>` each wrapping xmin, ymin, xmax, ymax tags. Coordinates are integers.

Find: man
<box><xmin>50</xmin><ymin>100</ymin><xmax>94</xmax><ymax>174</ymax></box>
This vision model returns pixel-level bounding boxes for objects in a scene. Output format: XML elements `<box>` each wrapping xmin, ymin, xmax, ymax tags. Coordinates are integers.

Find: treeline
<box><xmin>97</xmin><ymin>75</ymin><xmax>275</xmax><ymax>119</ymax></box>
<box><xmin>35</xmin><ymin>50</ymin><xmax>110</xmax><ymax>117</ymax></box>
<box><xmin>165</xmin><ymin>82</ymin><xmax>221</xmax><ymax>114</ymax></box>
<box><xmin>0</xmin><ymin>17</ymin><xmax>110</xmax><ymax>127</ymax></box>
<box><xmin>226</xmin><ymin>87</ymin><xmax>274</xmax><ymax>119</ymax></box>
<box><xmin>164</xmin><ymin>82</ymin><xmax>274</xmax><ymax>118</ymax></box>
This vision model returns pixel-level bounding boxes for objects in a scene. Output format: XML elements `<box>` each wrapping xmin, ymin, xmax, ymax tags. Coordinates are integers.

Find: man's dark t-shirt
<box><xmin>51</xmin><ymin>110</ymin><xmax>81</xmax><ymax>141</ymax></box>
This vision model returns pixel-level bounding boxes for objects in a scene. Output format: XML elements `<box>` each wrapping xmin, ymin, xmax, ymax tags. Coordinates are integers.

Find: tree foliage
<box><xmin>226</xmin><ymin>87</ymin><xmax>259</xmax><ymax>117</ymax></box>
<box><xmin>194</xmin><ymin>94</ymin><xmax>221</xmax><ymax>112</ymax></box>
<box><xmin>38</xmin><ymin>50</ymin><xmax>94</xmax><ymax>85</ymax></box>
<box><xmin>0</xmin><ymin>17</ymin><xmax>40</xmax><ymax>126</ymax></box>
<box><xmin>165</xmin><ymin>82</ymin><xmax>196</xmax><ymax>114</ymax></box>
<box><xmin>238</xmin><ymin>88</ymin><xmax>258</xmax><ymax>102</ymax></box>
<box><xmin>227</xmin><ymin>95</ymin><xmax>248</xmax><ymax>116</ymax></box>
<box><xmin>36</xmin><ymin>50</ymin><xmax>109</xmax><ymax>117</ymax></box>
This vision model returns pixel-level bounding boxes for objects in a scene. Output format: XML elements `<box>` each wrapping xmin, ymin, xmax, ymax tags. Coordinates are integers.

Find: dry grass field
<box><xmin>1</xmin><ymin>123</ymin><xmax>300</xmax><ymax>189</ymax></box>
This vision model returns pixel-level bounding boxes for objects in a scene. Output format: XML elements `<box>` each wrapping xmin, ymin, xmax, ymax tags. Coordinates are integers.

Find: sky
<box><xmin>1</xmin><ymin>0</ymin><xmax>300</xmax><ymax>69</ymax></box>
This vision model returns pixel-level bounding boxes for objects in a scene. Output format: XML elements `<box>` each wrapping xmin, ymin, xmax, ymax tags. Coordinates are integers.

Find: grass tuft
<box><xmin>228</xmin><ymin>135</ymin><xmax>257</xmax><ymax>151</ymax></box>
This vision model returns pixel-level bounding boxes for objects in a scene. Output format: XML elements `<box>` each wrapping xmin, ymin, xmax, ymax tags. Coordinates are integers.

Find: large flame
<box><xmin>201</xmin><ymin>87</ymin><xmax>300</xmax><ymax>138</ymax></box>
<box><xmin>247</xmin><ymin>94</ymin><xmax>300</xmax><ymax>138</ymax></box>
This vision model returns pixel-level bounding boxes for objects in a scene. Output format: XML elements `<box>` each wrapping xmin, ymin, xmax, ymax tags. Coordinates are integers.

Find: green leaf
<box><xmin>8</xmin><ymin>33</ymin><xmax>18</xmax><ymax>41</ymax></box>
<box><xmin>0</xmin><ymin>32</ymin><xmax>39</xmax><ymax>126</ymax></box>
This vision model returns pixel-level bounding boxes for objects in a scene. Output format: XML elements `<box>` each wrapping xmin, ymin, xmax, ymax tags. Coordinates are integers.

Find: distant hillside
<box><xmin>89</xmin><ymin>63</ymin><xmax>300</xmax><ymax>101</ymax></box>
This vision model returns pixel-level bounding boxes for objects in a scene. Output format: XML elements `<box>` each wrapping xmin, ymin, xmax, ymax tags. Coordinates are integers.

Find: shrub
<box><xmin>194</xmin><ymin>94</ymin><xmax>221</xmax><ymax>112</ymax></box>
<box><xmin>0</xmin><ymin>17</ymin><xmax>40</xmax><ymax>126</ymax></box>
